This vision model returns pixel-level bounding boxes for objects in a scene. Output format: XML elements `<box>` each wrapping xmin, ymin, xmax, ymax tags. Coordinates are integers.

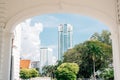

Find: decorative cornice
<box><xmin>117</xmin><ymin>0</ymin><xmax>120</xmax><ymax>24</ymax></box>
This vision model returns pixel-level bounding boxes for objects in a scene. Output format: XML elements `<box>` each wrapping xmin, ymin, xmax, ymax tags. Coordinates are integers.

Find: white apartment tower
<box><xmin>39</xmin><ymin>47</ymin><xmax>53</xmax><ymax>73</ymax></box>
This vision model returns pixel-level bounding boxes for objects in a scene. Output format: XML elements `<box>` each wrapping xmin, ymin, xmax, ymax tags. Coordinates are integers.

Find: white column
<box><xmin>1</xmin><ymin>31</ymin><xmax>14</xmax><ymax>80</ymax></box>
<box><xmin>0</xmin><ymin>26</ymin><xmax>4</xmax><ymax>80</ymax></box>
<box><xmin>112</xmin><ymin>25</ymin><xmax>120</xmax><ymax>80</ymax></box>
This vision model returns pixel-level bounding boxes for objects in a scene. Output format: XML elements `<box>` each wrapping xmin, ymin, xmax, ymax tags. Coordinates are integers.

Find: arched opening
<box><xmin>5</xmin><ymin>3</ymin><xmax>116</xmax><ymax>33</ymax></box>
<box><xmin>10</xmin><ymin>14</ymin><xmax>113</xmax><ymax>79</ymax></box>
<box><xmin>1</xmin><ymin>1</ymin><xmax>118</xmax><ymax>79</ymax></box>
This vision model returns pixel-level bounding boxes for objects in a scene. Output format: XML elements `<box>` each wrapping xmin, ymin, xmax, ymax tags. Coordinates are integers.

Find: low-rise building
<box><xmin>20</xmin><ymin>60</ymin><xmax>31</xmax><ymax>69</ymax></box>
<box><xmin>31</xmin><ymin>61</ymin><xmax>40</xmax><ymax>71</ymax></box>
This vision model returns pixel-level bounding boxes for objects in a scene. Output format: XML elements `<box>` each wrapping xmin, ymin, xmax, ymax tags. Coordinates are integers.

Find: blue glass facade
<box><xmin>58</xmin><ymin>24</ymin><xmax>73</xmax><ymax>60</ymax></box>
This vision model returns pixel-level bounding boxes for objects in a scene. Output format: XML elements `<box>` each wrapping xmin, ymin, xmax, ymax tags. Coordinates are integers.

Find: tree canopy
<box><xmin>63</xmin><ymin>40</ymin><xmax>112</xmax><ymax>78</ymax></box>
<box><xmin>90</xmin><ymin>30</ymin><xmax>112</xmax><ymax>45</ymax></box>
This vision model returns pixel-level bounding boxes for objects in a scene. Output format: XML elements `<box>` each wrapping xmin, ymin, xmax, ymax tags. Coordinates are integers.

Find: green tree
<box><xmin>84</xmin><ymin>41</ymin><xmax>104</xmax><ymax>79</ymax></box>
<box><xmin>42</xmin><ymin>65</ymin><xmax>55</xmax><ymax>77</ymax></box>
<box><xmin>63</xmin><ymin>40</ymin><xmax>112</xmax><ymax>78</ymax></box>
<box><xmin>42</xmin><ymin>60</ymin><xmax>63</xmax><ymax>78</ymax></box>
<box><xmin>90</xmin><ymin>30</ymin><xmax>112</xmax><ymax>45</ymax></box>
<box><xmin>55</xmin><ymin>63</ymin><xmax>79</xmax><ymax>80</ymax></box>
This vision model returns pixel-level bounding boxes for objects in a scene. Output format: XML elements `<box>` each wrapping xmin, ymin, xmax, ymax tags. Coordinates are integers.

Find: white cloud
<box><xmin>18</xmin><ymin>18</ymin><xmax>43</xmax><ymax>61</ymax></box>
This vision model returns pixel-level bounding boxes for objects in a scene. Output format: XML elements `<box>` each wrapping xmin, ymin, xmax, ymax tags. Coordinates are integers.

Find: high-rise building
<box><xmin>39</xmin><ymin>47</ymin><xmax>53</xmax><ymax>73</ymax></box>
<box><xmin>58</xmin><ymin>24</ymin><xmax>73</xmax><ymax>60</ymax></box>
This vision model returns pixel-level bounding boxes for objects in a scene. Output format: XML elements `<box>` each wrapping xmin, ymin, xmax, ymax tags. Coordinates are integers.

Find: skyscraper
<box><xmin>58</xmin><ymin>24</ymin><xmax>73</xmax><ymax>60</ymax></box>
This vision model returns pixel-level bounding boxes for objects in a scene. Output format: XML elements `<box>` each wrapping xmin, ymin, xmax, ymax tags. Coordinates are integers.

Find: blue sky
<box><xmin>30</xmin><ymin>13</ymin><xmax>109</xmax><ymax>58</ymax></box>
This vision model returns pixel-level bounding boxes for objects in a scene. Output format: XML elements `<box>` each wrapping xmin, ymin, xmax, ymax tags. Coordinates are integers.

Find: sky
<box><xmin>18</xmin><ymin>13</ymin><xmax>109</xmax><ymax>61</ymax></box>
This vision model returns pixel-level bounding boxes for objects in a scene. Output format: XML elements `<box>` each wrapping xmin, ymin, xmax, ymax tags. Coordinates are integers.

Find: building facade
<box><xmin>31</xmin><ymin>61</ymin><xmax>40</xmax><ymax>69</ymax></box>
<box><xmin>39</xmin><ymin>48</ymin><xmax>53</xmax><ymax>73</ymax></box>
<box><xmin>58</xmin><ymin>24</ymin><xmax>73</xmax><ymax>60</ymax></box>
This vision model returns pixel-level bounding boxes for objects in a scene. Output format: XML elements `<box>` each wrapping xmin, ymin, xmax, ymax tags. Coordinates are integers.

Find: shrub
<box><xmin>20</xmin><ymin>69</ymin><xmax>30</xmax><ymax>79</ymax></box>
<box><xmin>20</xmin><ymin>68</ymin><xmax>39</xmax><ymax>79</ymax></box>
<box><xmin>29</xmin><ymin>68</ymin><xmax>39</xmax><ymax>78</ymax></box>
<box><xmin>55</xmin><ymin>68</ymin><xmax>76</xmax><ymax>80</ymax></box>
<box><xmin>99</xmin><ymin>68</ymin><xmax>114</xmax><ymax>80</ymax></box>
<box><xmin>55</xmin><ymin>63</ymin><xmax>79</xmax><ymax>80</ymax></box>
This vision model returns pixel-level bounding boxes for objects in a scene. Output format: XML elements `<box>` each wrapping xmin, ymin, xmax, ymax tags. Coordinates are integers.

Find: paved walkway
<box><xmin>31</xmin><ymin>77</ymin><xmax>51</xmax><ymax>80</ymax></box>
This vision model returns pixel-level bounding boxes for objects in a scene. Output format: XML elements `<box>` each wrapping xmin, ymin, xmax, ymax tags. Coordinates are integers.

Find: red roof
<box><xmin>20</xmin><ymin>60</ymin><xmax>30</xmax><ymax>69</ymax></box>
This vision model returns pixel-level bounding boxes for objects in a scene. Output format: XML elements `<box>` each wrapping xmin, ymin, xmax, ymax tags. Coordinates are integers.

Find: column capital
<box><xmin>4</xmin><ymin>32</ymin><xmax>14</xmax><ymax>39</ymax></box>
<box><xmin>116</xmin><ymin>0</ymin><xmax>120</xmax><ymax>24</ymax></box>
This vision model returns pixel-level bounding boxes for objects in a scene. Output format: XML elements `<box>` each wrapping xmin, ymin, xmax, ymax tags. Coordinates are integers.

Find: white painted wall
<box><xmin>12</xmin><ymin>25</ymin><xmax>21</xmax><ymax>80</ymax></box>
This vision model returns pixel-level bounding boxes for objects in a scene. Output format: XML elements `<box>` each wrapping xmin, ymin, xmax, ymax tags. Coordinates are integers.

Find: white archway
<box><xmin>5</xmin><ymin>4</ymin><xmax>116</xmax><ymax>33</ymax></box>
<box><xmin>1</xmin><ymin>0</ymin><xmax>120</xmax><ymax>80</ymax></box>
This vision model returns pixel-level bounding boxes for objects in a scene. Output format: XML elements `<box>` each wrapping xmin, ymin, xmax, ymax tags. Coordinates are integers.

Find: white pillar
<box><xmin>0</xmin><ymin>26</ymin><xmax>4</xmax><ymax>80</ymax></box>
<box><xmin>0</xmin><ymin>31</ymin><xmax>13</xmax><ymax>80</ymax></box>
<box><xmin>112</xmin><ymin>25</ymin><xmax>120</xmax><ymax>80</ymax></box>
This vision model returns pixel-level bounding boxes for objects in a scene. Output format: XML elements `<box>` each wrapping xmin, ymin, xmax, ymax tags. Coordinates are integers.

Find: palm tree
<box><xmin>85</xmin><ymin>41</ymin><xmax>103</xmax><ymax>80</ymax></box>
<box><xmin>42</xmin><ymin>65</ymin><xmax>55</xmax><ymax>78</ymax></box>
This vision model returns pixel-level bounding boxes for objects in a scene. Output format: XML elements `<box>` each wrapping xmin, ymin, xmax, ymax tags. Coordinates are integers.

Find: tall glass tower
<box><xmin>58</xmin><ymin>24</ymin><xmax>73</xmax><ymax>60</ymax></box>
